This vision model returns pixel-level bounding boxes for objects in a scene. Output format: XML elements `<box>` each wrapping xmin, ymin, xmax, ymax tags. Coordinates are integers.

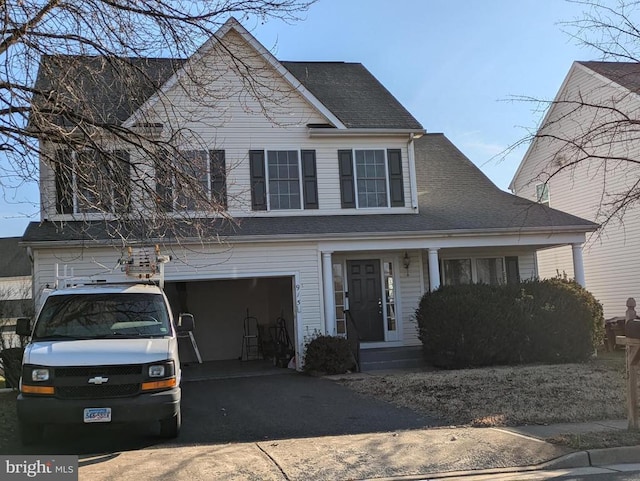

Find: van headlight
<box><xmin>31</xmin><ymin>368</ymin><xmax>50</xmax><ymax>382</ymax></box>
<box><xmin>147</xmin><ymin>361</ymin><xmax>175</xmax><ymax>378</ymax></box>
<box><xmin>142</xmin><ymin>361</ymin><xmax>176</xmax><ymax>392</ymax></box>
<box><xmin>149</xmin><ymin>365</ymin><xmax>165</xmax><ymax>378</ymax></box>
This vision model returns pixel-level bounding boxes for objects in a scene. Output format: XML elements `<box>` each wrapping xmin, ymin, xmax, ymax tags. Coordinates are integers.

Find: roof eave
<box><xmin>308</xmin><ymin>128</ymin><xmax>426</xmax><ymax>138</ymax></box>
<box><xmin>21</xmin><ymin>223</ymin><xmax>598</xmax><ymax>248</ymax></box>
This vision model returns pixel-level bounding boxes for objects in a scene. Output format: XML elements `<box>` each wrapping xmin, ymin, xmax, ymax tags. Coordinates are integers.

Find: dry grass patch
<box><xmin>339</xmin><ymin>353</ymin><xmax>626</xmax><ymax>427</ymax></box>
<box><xmin>0</xmin><ymin>391</ymin><xmax>18</xmax><ymax>453</ymax></box>
<box><xmin>548</xmin><ymin>430</ymin><xmax>640</xmax><ymax>450</ymax></box>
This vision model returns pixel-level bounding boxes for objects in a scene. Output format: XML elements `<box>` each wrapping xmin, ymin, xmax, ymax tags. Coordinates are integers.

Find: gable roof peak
<box><xmin>577</xmin><ymin>60</ymin><xmax>640</xmax><ymax>93</ymax></box>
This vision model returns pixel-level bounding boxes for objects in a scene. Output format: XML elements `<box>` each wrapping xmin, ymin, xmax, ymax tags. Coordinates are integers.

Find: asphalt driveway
<box><xmin>180</xmin><ymin>372</ymin><xmax>443</xmax><ymax>444</ymax></box>
<box><xmin>18</xmin><ymin>371</ymin><xmax>444</xmax><ymax>455</ymax></box>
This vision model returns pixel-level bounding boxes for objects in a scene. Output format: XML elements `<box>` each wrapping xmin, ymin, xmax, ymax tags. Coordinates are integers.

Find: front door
<box><xmin>347</xmin><ymin>259</ymin><xmax>384</xmax><ymax>342</ymax></box>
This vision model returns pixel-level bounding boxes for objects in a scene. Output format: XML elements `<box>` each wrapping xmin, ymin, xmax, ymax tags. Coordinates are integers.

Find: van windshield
<box><xmin>34</xmin><ymin>293</ymin><xmax>171</xmax><ymax>340</ymax></box>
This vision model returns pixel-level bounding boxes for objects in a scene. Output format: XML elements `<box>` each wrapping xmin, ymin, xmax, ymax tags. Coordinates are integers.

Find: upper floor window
<box><xmin>155</xmin><ymin>149</ymin><xmax>226</xmax><ymax>212</ymax></box>
<box><xmin>536</xmin><ymin>183</ymin><xmax>549</xmax><ymax>206</ymax></box>
<box><xmin>338</xmin><ymin>149</ymin><xmax>404</xmax><ymax>209</ymax></box>
<box><xmin>249</xmin><ymin>149</ymin><xmax>318</xmax><ymax>211</ymax></box>
<box><xmin>54</xmin><ymin>149</ymin><xmax>130</xmax><ymax>215</ymax></box>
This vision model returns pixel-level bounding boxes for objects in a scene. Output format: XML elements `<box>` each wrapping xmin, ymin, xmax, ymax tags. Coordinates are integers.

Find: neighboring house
<box><xmin>0</xmin><ymin>237</ymin><xmax>32</xmax><ymax>344</ymax></box>
<box><xmin>510</xmin><ymin>61</ymin><xmax>640</xmax><ymax>319</ymax></box>
<box><xmin>21</xmin><ymin>18</ymin><xmax>596</xmax><ymax>367</ymax></box>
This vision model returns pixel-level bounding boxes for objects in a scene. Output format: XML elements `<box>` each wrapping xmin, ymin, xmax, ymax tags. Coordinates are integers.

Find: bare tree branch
<box><xmin>0</xmin><ymin>0</ymin><xmax>315</xmax><ymax>244</ymax></box>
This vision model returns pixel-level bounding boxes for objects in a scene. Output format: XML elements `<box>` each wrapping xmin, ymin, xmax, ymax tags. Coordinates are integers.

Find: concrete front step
<box><xmin>359</xmin><ymin>346</ymin><xmax>427</xmax><ymax>371</ymax></box>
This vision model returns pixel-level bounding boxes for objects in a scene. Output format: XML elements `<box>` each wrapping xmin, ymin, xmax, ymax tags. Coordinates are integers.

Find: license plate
<box><xmin>83</xmin><ymin>407</ymin><xmax>111</xmax><ymax>423</ymax></box>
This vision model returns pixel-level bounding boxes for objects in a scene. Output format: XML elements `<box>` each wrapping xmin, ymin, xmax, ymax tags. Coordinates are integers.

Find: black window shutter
<box><xmin>387</xmin><ymin>149</ymin><xmax>405</xmax><ymax>207</ymax></box>
<box><xmin>55</xmin><ymin>149</ymin><xmax>74</xmax><ymax>214</ymax></box>
<box><xmin>505</xmin><ymin>256</ymin><xmax>520</xmax><ymax>285</ymax></box>
<box><xmin>301</xmin><ymin>150</ymin><xmax>318</xmax><ymax>209</ymax></box>
<box><xmin>338</xmin><ymin>150</ymin><xmax>355</xmax><ymax>208</ymax></box>
<box><xmin>113</xmin><ymin>150</ymin><xmax>131</xmax><ymax>213</ymax></box>
<box><xmin>209</xmin><ymin>150</ymin><xmax>227</xmax><ymax>209</ymax></box>
<box><xmin>249</xmin><ymin>150</ymin><xmax>266</xmax><ymax>211</ymax></box>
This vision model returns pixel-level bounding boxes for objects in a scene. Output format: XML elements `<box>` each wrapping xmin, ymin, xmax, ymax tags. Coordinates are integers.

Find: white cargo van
<box><xmin>15</xmin><ymin>282</ymin><xmax>193</xmax><ymax>445</ymax></box>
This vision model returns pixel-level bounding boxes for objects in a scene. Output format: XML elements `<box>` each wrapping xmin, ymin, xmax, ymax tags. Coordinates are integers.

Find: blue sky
<box><xmin>0</xmin><ymin>0</ymin><xmax>598</xmax><ymax>237</ymax></box>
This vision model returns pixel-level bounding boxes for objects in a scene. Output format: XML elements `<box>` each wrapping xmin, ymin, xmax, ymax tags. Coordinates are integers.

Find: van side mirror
<box><xmin>176</xmin><ymin>313</ymin><xmax>194</xmax><ymax>333</ymax></box>
<box><xmin>15</xmin><ymin>318</ymin><xmax>32</xmax><ymax>337</ymax></box>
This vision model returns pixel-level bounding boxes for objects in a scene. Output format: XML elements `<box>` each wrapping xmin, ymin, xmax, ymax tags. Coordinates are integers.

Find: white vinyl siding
<box><xmin>31</xmin><ymin>242</ymin><xmax>322</xmax><ymax>356</ymax></box>
<box><xmin>40</xmin><ymin>29</ymin><xmax>414</xmax><ymax>221</ymax></box>
<box><xmin>512</xmin><ymin>64</ymin><xmax>640</xmax><ymax>318</ymax></box>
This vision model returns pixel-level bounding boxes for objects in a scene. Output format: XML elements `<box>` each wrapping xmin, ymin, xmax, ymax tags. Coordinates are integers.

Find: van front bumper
<box><xmin>17</xmin><ymin>387</ymin><xmax>180</xmax><ymax>425</ymax></box>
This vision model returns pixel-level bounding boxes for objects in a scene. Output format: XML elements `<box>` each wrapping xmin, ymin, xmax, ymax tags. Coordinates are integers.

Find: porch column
<box><xmin>322</xmin><ymin>251</ymin><xmax>335</xmax><ymax>335</ymax></box>
<box><xmin>572</xmin><ymin>243</ymin><xmax>586</xmax><ymax>287</ymax></box>
<box><xmin>428</xmin><ymin>248</ymin><xmax>441</xmax><ymax>291</ymax></box>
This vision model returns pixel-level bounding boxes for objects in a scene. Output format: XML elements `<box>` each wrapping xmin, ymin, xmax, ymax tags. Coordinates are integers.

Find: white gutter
<box><xmin>20</xmin><ymin>223</ymin><xmax>598</xmax><ymax>248</ymax></box>
<box><xmin>408</xmin><ymin>133</ymin><xmax>419</xmax><ymax>210</ymax></box>
<box><xmin>308</xmin><ymin>128</ymin><xmax>426</xmax><ymax>138</ymax></box>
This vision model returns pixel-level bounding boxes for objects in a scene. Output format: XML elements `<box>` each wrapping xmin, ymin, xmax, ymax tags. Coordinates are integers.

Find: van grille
<box><xmin>57</xmin><ymin>384</ymin><xmax>140</xmax><ymax>399</ymax></box>
<box><xmin>51</xmin><ymin>364</ymin><xmax>144</xmax><ymax>400</ymax></box>
<box><xmin>55</xmin><ymin>365</ymin><xmax>142</xmax><ymax>377</ymax></box>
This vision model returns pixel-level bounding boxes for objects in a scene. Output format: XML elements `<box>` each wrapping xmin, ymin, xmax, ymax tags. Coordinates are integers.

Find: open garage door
<box><xmin>164</xmin><ymin>277</ymin><xmax>295</xmax><ymax>363</ymax></box>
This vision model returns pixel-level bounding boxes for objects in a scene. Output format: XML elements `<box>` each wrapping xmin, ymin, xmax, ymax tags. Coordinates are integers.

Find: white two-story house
<box><xmin>22</xmin><ymin>18</ymin><xmax>596</xmax><ymax>368</ymax></box>
<box><xmin>511</xmin><ymin>61</ymin><xmax>640</xmax><ymax>320</ymax></box>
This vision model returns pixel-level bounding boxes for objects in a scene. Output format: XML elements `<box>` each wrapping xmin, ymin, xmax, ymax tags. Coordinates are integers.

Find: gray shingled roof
<box><xmin>579</xmin><ymin>61</ymin><xmax>640</xmax><ymax>93</ymax></box>
<box><xmin>21</xmin><ymin>134</ymin><xmax>596</xmax><ymax>244</ymax></box>
<box><xmin>281</xmin><ymin>62</ymin><xmax>423</xmax><ymax>129</ymax></box>
<box><xmin>0</xmin><ymin>237</ymin><xmax>31</xmax><ymax>277</ymax></box>
<box><xmin>31</xmin><ymin>55</ymin><xmax>185</xmax><ymax>128</ymax></box>
<box><xmin>30</xmin><ymin>54</ymin><xmax>423</xmax><ymax>130</ymax></box>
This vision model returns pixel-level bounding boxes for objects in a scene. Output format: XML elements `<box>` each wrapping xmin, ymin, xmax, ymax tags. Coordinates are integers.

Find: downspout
<box><xmin>407</xmin><ymin>134</ymin><xmax>419</xmax><ymax>210</ymax></box>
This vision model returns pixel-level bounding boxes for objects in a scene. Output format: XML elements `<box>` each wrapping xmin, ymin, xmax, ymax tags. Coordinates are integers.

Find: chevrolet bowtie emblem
<box><xmin>88</xmin><ymin>376</ymin><xmax>109</xmax><ymax>385</ymax></box>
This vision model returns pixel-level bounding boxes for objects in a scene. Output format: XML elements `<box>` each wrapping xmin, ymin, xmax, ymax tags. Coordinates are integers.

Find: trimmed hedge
<box><xmin>416</xmin><ymin>279</ymin><xmax>603</xmax><ymax>368</ymax></box>
<box><xmin>303</xmin><ymin>335</ymin><xmax>356</xmax><ymax>374</ymax></box>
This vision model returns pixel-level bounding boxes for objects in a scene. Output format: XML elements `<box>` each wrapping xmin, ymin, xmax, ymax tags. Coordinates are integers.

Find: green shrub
<box><xmin>303</xmin><ymin>335</ymin><xmax>356</xmax><ymax>374</ymax></box>
<box><xmin>0</xmin><ymin>347</ymin><xmax>23</xmax><ymax>390</ymax></box>
<box><xmin>416</xmin><ymin>279</ymin><xmax>603</xmax><ymax>368</ymax></box>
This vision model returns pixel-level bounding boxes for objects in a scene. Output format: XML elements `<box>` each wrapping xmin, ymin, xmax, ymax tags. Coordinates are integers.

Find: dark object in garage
<box><xmin>270</xmin><ymin>317</ymin><xmax>294</xmax><ymax>368</ymax></box>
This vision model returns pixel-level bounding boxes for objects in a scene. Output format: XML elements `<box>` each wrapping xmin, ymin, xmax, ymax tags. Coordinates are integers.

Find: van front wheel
<box><xmin>159</xmin><ymin>411</ymin><xmax>181</xmax><ymax>438</ymax></box>
<box><xmin>19</xmin><ymin>422</ymin><xmax>43</xmax><ymax>446</ymax></box>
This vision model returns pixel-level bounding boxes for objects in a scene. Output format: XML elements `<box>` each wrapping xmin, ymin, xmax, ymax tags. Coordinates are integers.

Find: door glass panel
<box><xmin>383</xmin><ymin>261</ymin><xmax>396</xmax><ymax>332</ymax></box>
<box><xmin>332</xmin><ymin>263</ymin><xmax>346</xmax><ymax>336</ymax></box>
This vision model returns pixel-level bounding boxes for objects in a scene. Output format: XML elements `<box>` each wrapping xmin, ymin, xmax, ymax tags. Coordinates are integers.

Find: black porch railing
<box><xmin>344</xmin><ymin>309</ymin><xmax>361</xmax><ymax>372</ymax></box>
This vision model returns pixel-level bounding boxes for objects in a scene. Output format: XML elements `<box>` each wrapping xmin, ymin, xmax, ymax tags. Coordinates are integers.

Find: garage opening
<box><xmin>164</xmin><ymin>277</ymin><xmax>295</xmax><ymax>364</ymax></box>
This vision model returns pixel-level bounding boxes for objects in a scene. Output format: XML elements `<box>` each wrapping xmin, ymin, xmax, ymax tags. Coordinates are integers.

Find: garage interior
<box><xmin>164</xmin><ymin>277</ymin><xmax>296</xmax><ymax>369</ymax></box>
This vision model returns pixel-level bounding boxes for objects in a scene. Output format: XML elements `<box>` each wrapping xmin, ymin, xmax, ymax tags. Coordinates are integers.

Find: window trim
<box><xmin>440</xmin><ymin>256</ymin><xmax>508</xmax><ymax>286</ymax></box>
<box><xmin>536</xmin><ymin>183</ymin><xmax>550</xmax><ymax>206</ymax></box>
<box><xmin>155</xmin><ymin>149</ymin><xmax>226</xmax><ymax>213</ymax></box>
<box><xmin>251</xmin><ymin>149</ymin><xmax>318</xmax><ymax>212</ymax></box>
<box><xmin>354</xmin><ymin>148</ymin><xmax>391</xmax><ymax>209</ymax></box>
<box><xmin>266</xmin><ymin>150</ymin><xmax>303</xmax><ymax>211</ymax></box>
<box><xmin>339</xmin><ymin>148</ymin><xmax>405</xmax><ymax>209</ymax></box>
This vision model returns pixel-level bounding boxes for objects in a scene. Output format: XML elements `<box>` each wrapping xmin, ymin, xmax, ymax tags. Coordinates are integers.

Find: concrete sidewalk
<box><xmin>77</xmin><ymin>419</ymin><xmax>638</xmax><ymax>481</ymax></box>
